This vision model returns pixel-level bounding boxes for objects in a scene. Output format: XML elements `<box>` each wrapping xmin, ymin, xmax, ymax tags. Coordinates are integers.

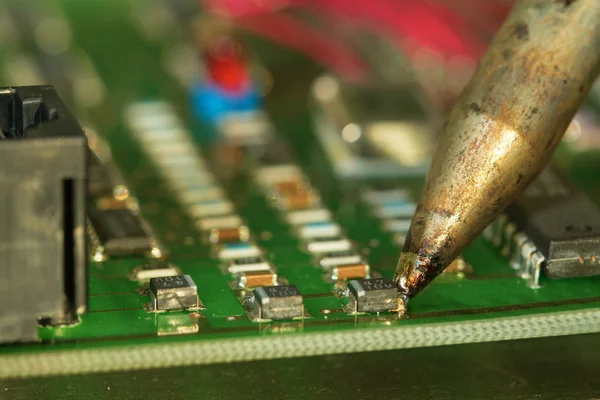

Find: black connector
<box><xmin>0</xmin><ymin>86</ymin><xmax>87</xmax><ymax>343</ymax></box>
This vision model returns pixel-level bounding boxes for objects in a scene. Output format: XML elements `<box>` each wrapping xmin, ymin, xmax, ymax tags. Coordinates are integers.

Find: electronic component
<box><xmin>88</xmin><ymin>207</ymin><xmax>161</xmax><ymax>258</ymax></box>
<box><xmin>209</xmin><ymin>226</ymin><xmax>250</xmax><ymax>244</ymax></box>
<box><xmin>374</xmin><ymin>201</ymin><xmax>417</xmax><ymax>219</ymax></box>
<box><xmin>297</xmin><ymin>222</ymin><xmax>342</xmax><ymax>239</ymax></box>
<box><xmin>190</xmin><ymin>35</ymin><xmax>261</xmax><ymax>126</ymax></box>
<box><xmin>125</xmin><ymin>100</ymin><xmax>243</xmax><ymax>240</ymax></box>
<box><xmin>286</xmin><ymin>208</ymin><xmax>332</xmax><ymax>225</ymax></box>
<box><xmin>362</xmin><ymin>188</ymin><xmax>410</xmax><ymax>205</ymax></box>
<box><xmin>318</xmin><ymin>250</ymin><xmax>364</xmax><ymax>268</ymax></box>
<box><xmin>329</xmin><ymin>262</ymin><xmax>371</xmax><ymax>281</ymax></box>
<box><xmin>226</xmin><ymin>255</ymin><xmax>268</xmax><ymax>270</ymax></box>
<box><xmin>507</xmin><ymin>166</ymin><xmax>600</xmax><ymax>278</ymax></box>
<box><xmin>131</xmin><ymin>263</ymin><xmax>182</xmax><ymax>282</ymax></box>
<box><xmin>189</xmin><ymin>200</ymin><xmax>235</xmax><ymax>218</ymax></box>
<box><xmin>149</xmin><ymin>275</ymin><xmax>201</xmax><ymax>312</ymax></box>
<box><xmin>227</xmin><ymin>260</ymin><xmax>273</xmax><ymax>274</ymax></box>
<box><xmin>347</xmin><ymin>278</ymin><xmax>400</xmax><ymax>313</ymax></box>
<box><xmin>274</xmin><ymin>189</ymin><xmax>320</xmax><ymax>211</ymax></box>
<box><xmin>361</xmin><ymin>185</ymin><xmax>417</xmax><ymax>249</ymax></box>
<box><xmin>274</xmin><ymin>179</ymin><xmax>308</xmax><ymax>195</ymax></box>
<box><xmin>250</xmin><ymin>285</ymin><xmax>304</xmax><ymax>320</ymax></box>
<box><xmin>218</xmin><ymin>242</ymin><xmax>262</xmax><ymax>260</ymax></box>
<box><xmin>498</xmin><ymin>166</ymin><xmax>600</xmax><ymax>282</ymax></box>
<box><xmin>486</xmin><ymin>215</ymin><xmax>544</xmax><ymax>288</ymax></box>
<box><xmin>177</xmin><ymin>185</ymin><xmax>225</xmax><ymax>204</ymax></box>
<box><xmin>310</xmin><ymin>74</ymin><xmax>435</xmax><ymax>179</ymax></box>
<box><xmin>198</xmin><ymin>215</ymin><xmax>244</xmax><ymax>231</ymax></box>
<box><xmin>254</xmin><ymin>164</ymin><xmax>303</xmax><ymax>188</ymax></box>
<box><xmin>217</xmin><ymin>110</ymin><xmax>273</xmax><ymax>145</ymax></box>
<box><xmin>0</xmin><ymin>86</ymin><xmax>88</xmax><ymax>342</ymax></box>
<box><xmin>234</xmin><ymin>271</ymin><xmax>278</xmax><ymax>289</ymax></box>
<box><xmin>250</xmin><ymin>140</ymin><xmax>368</xmax><ymax>283</ymax></box>
<box><xmin>306</xmin><ymin>236</ymin><xmax>353</xmax><ymax>254</ymax></box>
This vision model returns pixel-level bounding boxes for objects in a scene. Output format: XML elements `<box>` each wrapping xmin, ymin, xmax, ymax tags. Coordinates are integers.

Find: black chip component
<box><xmin>131</xmin><ymin>263</ymin><xmax>182</xmax><ymax>282</ymax></box>
<box><xmin>506</xmin><ymin>166</ymin><xmax>600</xmax><ymax>279</ymax></box>
<box><xmin>348</xmin><ymin>278</ymin><xmax>398</xmax><ymax>313</ymax></box>
<box><xmin>230</xmin><ymin>256</ymin><xmax>265</xmax><ymax>266</ymax></box>
<box><xmin>149</xmin><ymin>275</ymin><xmax>199</xmax><ymax>311</ymax></box>
<box><xmin>88</xmin><ymin>207</ymin><xmax>154</xmax><ymax>256</ymax></box>
<box><xmin>251</xmin><ymin>285</ymin><xmax>304</xmax><ymax>320</ymax></box>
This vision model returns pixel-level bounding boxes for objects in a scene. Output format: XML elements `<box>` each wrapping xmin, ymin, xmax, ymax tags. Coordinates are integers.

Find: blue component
<box><xmin>304</xmin><ymin>221</ymin><xmax>336</xmax><ymax>228</ymax></box>
<box><xmin>190</xmin><ymin>80</ymin><xmax>261</xmax><ymax>126</ymax></box>
<box><xmin>382</xmin><ymin>200</ymin><xmax>411</xmax><ymax>209</ymax></box>
<box><xmin>225</xmin><ymin>242</ymin><xmax>252</xmax><ymax>250</ymax></box>
<box><xmin>378</xmin><ymin>202</ymin><xmax>417</xmax><ymax>219</ymax></box>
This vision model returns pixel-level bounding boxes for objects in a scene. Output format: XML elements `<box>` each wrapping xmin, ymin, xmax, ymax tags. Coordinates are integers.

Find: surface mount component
<box><xmin>0</xmin><ymin>85</ymin><xmax>88</xmax><ymax>343</ymax></box>
<box><xmin>218</xmin><ymin>242</ymin><xmax>262</xmax><ymax>260</ymax></box>
<box><xmin>209</xmin><ymin>226</ymin><xmax>250</xmax><ymax>244</ymax></box>
<box><xmin>226</xmin><ymin>256</ymin><xmax>273</xmax><ymax>274</ymax></box>
<box><xmin>310</xmin><ymin>74</ymin><xmax>435</xmax><ymax>178</ymax></box>
<box><xmin>234</xmin><ymin>271</ymin><xmax>278</xmax><ymax>289</ymax></box>
<box><xmin>306</xmin><ymin>236</ymin><xmax>352</xmax><ymax>254</ymax></box>
<box><xmin>319</xmin><ymin>250</ymin><xmax>363</xmax><ymax>268</ymax></box>
<box><xmin>131</xmin><ymin>263</ymin><xmax>182</xmax><ymax>282</ymax></box>
<box><xmin>347</xmin><ymin>278</ymin><xmax>399</xmax><ymax>313</ymax></box>
<box><xmin>505</xmin><ymin>166</ymin><xmax>600</xmax><ymax>279</ymax></box>
<box><xmin>88</xmin><ymin>206</ymin><xmax>161</xmax><ymax>259</ymax></box>
<box><xmin>149</xmin><ymin>275</ymin><xmax>201</xmax><ymax>312</ymax></box>
<box><xmin>250</xmin><ymin>285</ymin><xmax>304</xmax><ymax>320</ymax></box>
<box><xmin>329</xmin><ymin>263</ymin><xmax>371</xmax><ymax>281</ymax></box>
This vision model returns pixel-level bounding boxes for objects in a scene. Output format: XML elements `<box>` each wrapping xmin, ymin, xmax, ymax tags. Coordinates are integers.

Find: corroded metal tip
<box><xmin>394</xmin><ymin>252</ymin><xmax>426</xmax><ymax>297</ymax></box>
<box><xmin>394</xmin><ymin>250</ymin><xmax>445</xmax><ymax>298</ymax></box>
<box><xmin>393</xmin><ymin>0</ymin><xmax>600</xmax><ymax>301</ymax></box>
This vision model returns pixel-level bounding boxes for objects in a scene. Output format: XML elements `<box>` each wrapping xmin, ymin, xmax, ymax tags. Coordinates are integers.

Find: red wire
<box><xmin>236</xmin><ymin>12</ymin><xmax>368</xmax><ymax>80</ymax></box>
<box><xmin>310</xmin><ymin>0</ymin><xmax>478</xmax><ymax>58</ymax></box>
<box><xmin>200</xmin><ymin>0</ymin><xmax>514</xmax><ymax>76</ymax></box>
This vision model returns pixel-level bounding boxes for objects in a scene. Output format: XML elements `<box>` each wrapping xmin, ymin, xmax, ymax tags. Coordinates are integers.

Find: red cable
<box><xmin>236</xmin><ymin>12</ymin><xmax>369</xmax><ymax>80</ymax></box>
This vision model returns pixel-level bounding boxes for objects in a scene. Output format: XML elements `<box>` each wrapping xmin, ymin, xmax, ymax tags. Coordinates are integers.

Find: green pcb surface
<box><xmin>2</xmin><ymin>0</ymin><xmax>600</xmax><ymax>379</ymax></box>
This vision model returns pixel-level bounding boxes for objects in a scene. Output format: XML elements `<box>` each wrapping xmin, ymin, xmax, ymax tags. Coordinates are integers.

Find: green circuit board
<box><xmin>2</xmin><ymin>0</ymin><xmax>600</xmax><ymax>379</ymax></box>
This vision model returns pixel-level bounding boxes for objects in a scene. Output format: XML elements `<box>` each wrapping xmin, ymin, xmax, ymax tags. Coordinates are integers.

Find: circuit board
<box><xmin>2</xmin><ymin>0</ymin><xmax>600</xmax><ymax>379</ymax></box>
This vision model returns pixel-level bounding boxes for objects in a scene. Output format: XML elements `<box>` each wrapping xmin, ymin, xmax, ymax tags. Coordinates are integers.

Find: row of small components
<box><xmin>124</xmin><ymin>102</ymin><xmax>398</xmax><ymax>317</ymax></box>
<box><xmin>483</xmin><ymin>214</ymin><xmax>544</xmax><ymax>288</ymax></box>
<box><xmin>361</xmin><ymin>187</ymin><xmax>417</xmax><ymax>247</ymax></box>
<box><xmin>125</xmin><ymin>101</ymin><xmax>241</xmax><ymax>230</ymax></box>
<box><xmin>125</xmin><ymin>100</ymin><xmax>280</xmax><ymax>289</ymax></box>
<box><xmin>123</xmin><ymin>102</ymin><xmax>401</xmax><ymax>318</ymax></box>
<box><xmin>254</xmin><ymin>161</ymin><xmax>371</xmax><ymax>282</ymax></box>
<box><xmin>141</xmin><ymin>270</ymin><xmax>400</xmax><ymax>319</ymax></box>
<box><xmin>86</xmin><ymin>126</ymin><xmax>164</xmax><ymax>262</ymax></box>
